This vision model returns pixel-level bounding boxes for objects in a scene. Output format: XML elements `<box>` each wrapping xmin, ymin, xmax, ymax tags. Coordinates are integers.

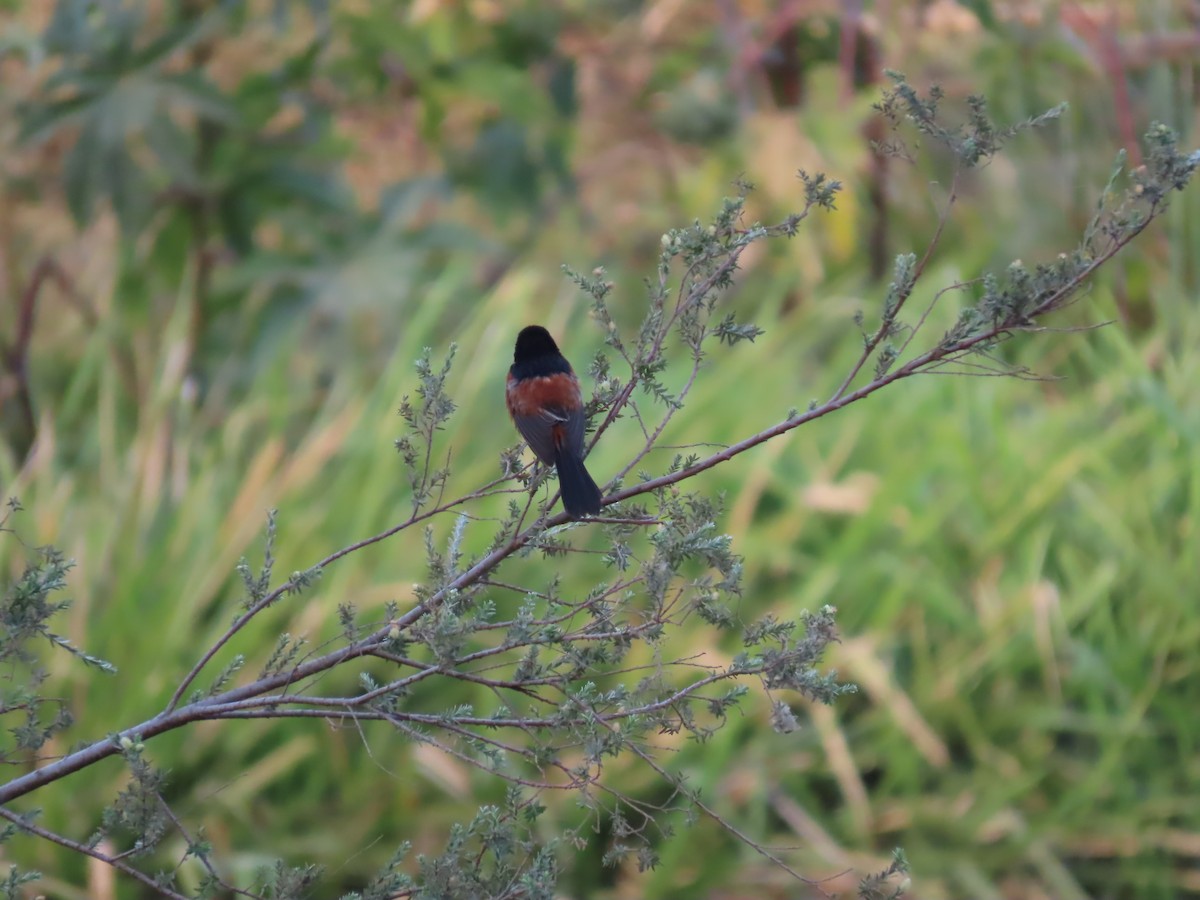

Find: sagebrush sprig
<box><xmin>873</xmin><ymin>70</ymin><xmax>1066</xmax><ymax>166</ymax></box>
<box><xmin>99</xmin><ymin>736</ymin><xmax>169</xmax><ymax>856</ymax></box>
<box><xmin>396</xmin><ymin>344</ymin><xmax>459</xmax><ymax>513</ymax></box>
<box><xmin>0</xmin><ymin>804</ymin><xmax>191</xmax><ymax>900</ymax></box>
<box><xmin>237</xmin><ymin>508</ymin><xmax>277</xmax><ymax>607</ymax></box>
<box><xmin>1</xmin><ymin>510</ymin><xmax>114</xmax><ymax>765</ymax></box>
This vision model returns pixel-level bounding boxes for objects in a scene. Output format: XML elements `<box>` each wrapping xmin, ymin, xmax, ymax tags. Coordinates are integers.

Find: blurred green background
<box><xmin>1</xmin><ymin>0</ymin><xmax>1198</xmax><ymax>897</ymax></box>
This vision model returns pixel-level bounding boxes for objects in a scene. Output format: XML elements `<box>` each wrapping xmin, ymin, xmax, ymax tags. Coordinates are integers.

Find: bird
<box><xmin>506</xmin><ymin>325</ymin><xmax>603</xmax><ymax>518</ymax></box>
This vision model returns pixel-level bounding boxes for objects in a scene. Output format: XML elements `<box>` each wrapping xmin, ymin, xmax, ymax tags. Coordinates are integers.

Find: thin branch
<box><xmin>165</xmin><ymin>477</ymin><xmax>514</xmax><ymax>712</ymax></box>
<box><xmin>154</xmin><ymin>794</ymin><xmax>264</xmax><ymax>900</ymax></box>
<box><xmin>0</xmin><ymin>806</ymin><xmax>192</xmax><ymax>900</ymax></box>
<box><xmin>830</xmin><ymin>170</ymin><xmax>960</xmax><ymax>402</ymax></box>
<box><xmin>626</xmin><ymin>744</ymin><xmax>832</xmax><ymax>895</ymax></box>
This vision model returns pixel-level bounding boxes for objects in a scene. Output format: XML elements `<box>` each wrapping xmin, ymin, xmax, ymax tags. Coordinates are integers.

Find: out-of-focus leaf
<box><xmin>547</xmin><ymin>55</ymin><xmax>577</xmax><ymax>119</ymax></box>
<box><xmin>127</xmin><ymin>13</ymin><xmax>221</xmax><ymax>72</ymax></box>
<box><xmin>456</xmin><ymin>64</ymin><xmax>550</xmax><ymax>124</ymax></box>
<box><xmin>218</xmin><ymin>171</ymin><xmax>483</xmax><ymax>322</ymax></box>
<box><xmin>217</xmin><ymin>190</ymin><xmax>256</xmax><ymax>257</ymax></box>
<box><xmin>19</xmin><ymin>1</ymin><xmax>238</xmax><ymax>236</ymax></box>
<box><xmin>493</xmin><ymin>7</ymin><xmax>558</xmax><ymax>66</ymax></box>
<box><xmin>17</xmin><ymin>93</ymin><xmax>95</xmax><ymax>145</ymax></box>
<box><xmin>95</xmin><ymin>76</ymin><xmax>165</xmax><ymax>139</ymax></box>
<box><xmin>419</xmin><ymin>87</ymin><xmax>448</xmax><ymax>139</ymax></box>
<box><xmin>255</xmin><ymin>165</ymin><xmax>355</xmax><ymax>213</ymax></box>
<box><xmin>43</xmin><ymin>0</ymin><xmax>109</xmax><ymax>56</ymax></box>
<box><xmin>0</xmin><ymin>23</ymin><xmax>44</xmax><ymax>65</ymax></box>
<box><xmin>333</xmin><ymin>13</ymin><xmax>433</xmax><ymax>92</ymax></box>
<box><xmin>272</xmin><ymin>0</ymin><xmax>331</xmax><ymax>33</ymax></box>
<box><xmin>155</xmin><ymin>73</ymin><xmax>238</xmax><ymax>124</ymax></box>
<box><xmin>378</xmin><ymin>176</ymin><xmax>451</xmax><ymax>226</ymax></box>
<box><xmin>62</xmin><ymin>118</ymin><xmax>101</xmax><ymax>225</ymax></box>
<box><xmin>108</xmin><ymin>144</ymin><xmax>153</xmax><ymax>235</ymax></box>
<box><xmin>145</xmin><ymin>115</ymin><xmax>198</xmax><ymax>186</ymax></box>
<box><xmin>543</xmin><ymin>135</ymin><xmax>574</xmax><ymax>195</ymax></box>
<box><xmin>655</xmin><ymin>70</ymin><xmax>738</xmax><ymax>146</ymax></box>
<box><xmin>277</xmin><ymin>39</ymin><xmax>323</xmax><ymax>83</ymax></box>
<box><xmin>449</xmin><ymin>119</ymin><xmax>540</xmax><ymax>213</ymax></box>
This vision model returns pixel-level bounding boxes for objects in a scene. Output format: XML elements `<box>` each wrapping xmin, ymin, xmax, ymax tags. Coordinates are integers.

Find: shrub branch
<box><xmin>1</xmin><ymin>78</ymin><xmax>1194</xmax><ymax>899</ymax></box>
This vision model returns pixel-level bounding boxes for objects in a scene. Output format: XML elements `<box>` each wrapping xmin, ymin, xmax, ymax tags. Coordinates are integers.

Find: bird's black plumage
<box><xmin>511</xmin><ymin>325</ymin><xmax>573</xmax><ymax>380</ymax></box>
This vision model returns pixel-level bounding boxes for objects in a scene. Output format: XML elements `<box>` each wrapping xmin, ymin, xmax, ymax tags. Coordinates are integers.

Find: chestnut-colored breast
<box><xmin>506</xmin><ymin>372</ymin><xmax>582</xmax><ymax>418</ymax></box>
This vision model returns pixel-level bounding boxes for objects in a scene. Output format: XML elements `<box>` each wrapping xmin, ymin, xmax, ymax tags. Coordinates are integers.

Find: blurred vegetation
<box><xmin>1</xmin><ymin>0</ymin><xmax>1198</xmax><ymax>898</ymax></box>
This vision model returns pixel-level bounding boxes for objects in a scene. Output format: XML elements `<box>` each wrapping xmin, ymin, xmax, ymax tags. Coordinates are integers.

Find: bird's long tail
<box><xmin>555</xmin><ymin>449</ymin><xmax>602</xmax><ymax>517</ymax></box>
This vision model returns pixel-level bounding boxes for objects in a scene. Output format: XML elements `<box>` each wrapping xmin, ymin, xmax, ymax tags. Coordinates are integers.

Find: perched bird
<box><xmin>506</xmin><ymin>325</ymin><xmax>603</xmax><ymax>518</ymax></box>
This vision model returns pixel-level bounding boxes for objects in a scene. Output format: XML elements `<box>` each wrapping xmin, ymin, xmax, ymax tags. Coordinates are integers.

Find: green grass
<box><xmin>641</xmin><ymin>256</ymin><xmax>1190</xmax><ymax>897</ymax></box>
<box><xmin>4</xmin><ymin>231</ymin><xmax>1197</xmax><ymax>897</ymax></box>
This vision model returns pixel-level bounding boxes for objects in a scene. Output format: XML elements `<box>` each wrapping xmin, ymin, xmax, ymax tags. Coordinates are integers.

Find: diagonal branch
<box><xmin>0</xmin><ymin>806</ymin><xmax>192</xmax><ymax>900</ymax></box>
<box><xmin>0</xmin><ymin>180</ymin><xmax>1172</xmax><ymax>811</ymax></box>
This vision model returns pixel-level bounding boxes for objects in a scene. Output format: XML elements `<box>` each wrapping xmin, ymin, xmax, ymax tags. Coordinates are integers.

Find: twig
<box><xmin>0</xmin><ymin>806</ymin><xmax>192</xmax><ymax>900</ymax></box>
